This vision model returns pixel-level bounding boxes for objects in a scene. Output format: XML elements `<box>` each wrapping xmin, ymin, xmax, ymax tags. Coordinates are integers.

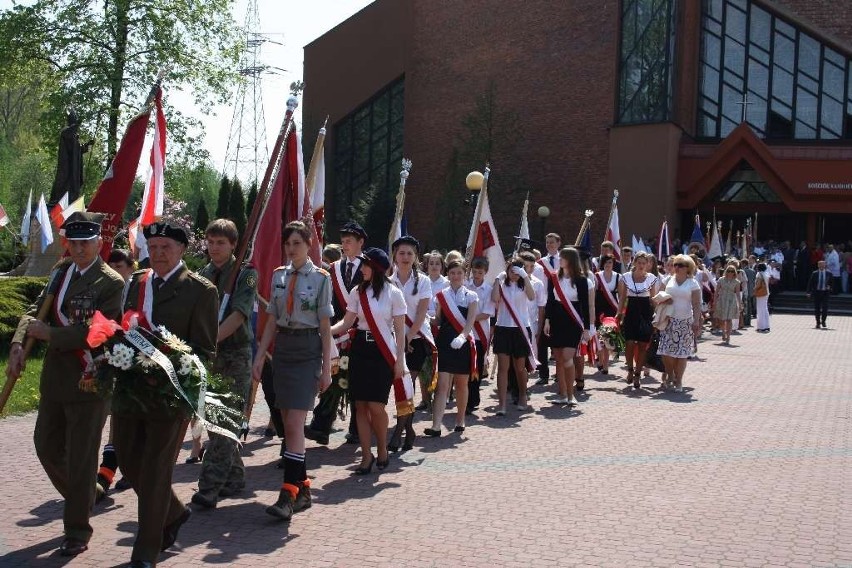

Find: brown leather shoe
<box><xmin>161</xmin><ymin>506</ymin><xmax>191</xmax><ymax>551</ymax></box>
<box><xmin>59</xmin><ymin>537</ymin><xmax>88</xmax><ymax>556</ymax></box>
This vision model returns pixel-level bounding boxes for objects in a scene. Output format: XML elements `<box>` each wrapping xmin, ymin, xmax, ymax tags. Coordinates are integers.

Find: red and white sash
<box><xmin>435</xmin><ymin>288</ymin><xmax>478</xmax><ymax>377</ymax></box>
<box><xmin>497</xmin><ymin>284</ymin><xmax>539</xmax><ymax>371</ymax></box>
<box><xmin>595</xmin><ymin>271</ymin><xmax>619</xmax><ymax>314</ymax></box>
<box><xmin>551</xmin><ymin>277</ymin><xmax>587</xmax><ymax>332</ymax></box>
<box><xmin>537</xmin><ymin>257</ymin><xmax>557</xmax><ymax>276</ymax></box>
<box><xmin>329</xmin><ymin>261</ymin><xmax>349</xmax><ymax>311</ymax></box>
<box><xmin>359</xmin><ymin>289</ymin><xmax>414</xmax><ymax>416</ymax></box>
<box><xmin>53</xmin><ymin>264</ymin><xmax>94</xmax><ymax>374</ymax></box>
<box><xmin>122</xmin><ymin>269</ymin><xmax>154</xmax><ymax>331</ymax></box>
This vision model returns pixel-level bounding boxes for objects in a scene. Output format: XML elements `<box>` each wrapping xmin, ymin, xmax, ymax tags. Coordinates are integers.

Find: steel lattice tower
<box><xmin>222</xmin><ymin>0</ymin><xmax>272</xmax><ymax>187</ymax></box>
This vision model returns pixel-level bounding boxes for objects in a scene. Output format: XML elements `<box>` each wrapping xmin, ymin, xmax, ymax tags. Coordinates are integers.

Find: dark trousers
<box><xmin>261</xmin><ymin>360</ymin><xmax>284</xmax><ymax>437</ymax></box>
<box><xmin>537</xmin><ymin>333</ymin><xmax>550</xmax><ymax>379</ymax></box>
<box><xmin>813</xmin><ymin>291</ymin><xmax>829</xmax><ymax>324</ymax></box>
<box><xmin>467</xmin><ymin>340</ymin><xmax>486</xmax><ymax>411</ymax></box>
<box><xmin>34</xmin><ymin>398</ymin><xmax>108</xmax><ymax>542</ymax></box>
<box><xmin>309</xmin><ymin>394</ymin><xmax>357</xmax><ymax>436</ymax></box>
<box><xmin>113</xmin><ymin>413</ymin><xmax>188</xmax><ymax>562</ymax></box>
<box><xmin>742</xmin><ymin>296</ymin><xmax>752</xmax><ymax>325</ymax></box>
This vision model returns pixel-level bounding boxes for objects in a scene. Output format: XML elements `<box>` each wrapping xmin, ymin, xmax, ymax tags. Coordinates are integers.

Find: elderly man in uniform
<box><xmin>111</xmin><ymin>221</ymin><xmax>218</xmax><ymax>568</ymax></box>
<box><xmin>191</xmin><ymin>219</ymin><xmax>258</xmax><ymax>509</ymax></box>
<box><xmin>7</xmin><ymin>212</ymin><xmax>125</xmax><ymax>557</ymax></box>
<box><xmin>304</xmin><ymin>221</ymin><xmax>366</xmax><ymax>446</ymax></box>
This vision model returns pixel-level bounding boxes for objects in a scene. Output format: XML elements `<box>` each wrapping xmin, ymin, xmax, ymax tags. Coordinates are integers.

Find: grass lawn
<box><xmin>0</xmin><ymin>356</ymin><xmax>43</xmax><ymax>417</ymax></box>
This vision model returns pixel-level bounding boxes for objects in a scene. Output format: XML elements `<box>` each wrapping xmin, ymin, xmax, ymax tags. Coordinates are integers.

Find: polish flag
<box><xmin>605</xmin><ymin>199</ymin><xmax>621</xmax><ymax>261</ymax></box>
<box><xmin>50</xmin><ymin>193</ymin><xmax>69</xmax><ymax>229</ymax></box>
<box><xmin>466</xmin><ymin>185</ymin><xmax>504</xmax><ymax>282</ymax></box>
<box><xmin>138</xmin><ymin>87</ymin><xmax>166</xmax><ymax>226</ymax></box>
<box><xmin>57</xmin><ymin>196</ymin><xmax>86</xmax><ymax>236</ymax></box>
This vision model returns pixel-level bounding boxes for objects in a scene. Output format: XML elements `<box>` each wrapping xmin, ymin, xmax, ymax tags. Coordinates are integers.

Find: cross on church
<box><xmin>735</xmin><ymin>92</ymin><xmax>754</xmax><ymax>124</ymax></box>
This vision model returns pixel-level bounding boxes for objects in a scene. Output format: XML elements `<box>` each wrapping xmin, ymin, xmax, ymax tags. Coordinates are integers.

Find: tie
<box><xmin>549</xmin><ymin>256</ymin><xmax>555</xmax><ymax>268</ymax></box>
<box><xmin>286</xmin><ymin>271</ymin><xmax>298</xmax><ymax>316</ymax></box>
<box><xmin>69</xmin><ymin>269</ymin><xmax>81</xmax><ymax>285</ymax></box>
<box><xmin>819</xmin><ymin>271</ymin><xmax>824</xmax><ymax>291</ymax></box>
<box><xmin>212</xmin><ymin>268</ymin><xmax>222</xmax><ymax>286</ymax></box>
<box><xmin>344</xmin><ymin>261</ymin><xmax>354</xmax><ymax>288</ymax></box>
<box><xmin>153</xmin><ymin>276</ymin><xmax>165</xmax><ymax>290</ymax></box>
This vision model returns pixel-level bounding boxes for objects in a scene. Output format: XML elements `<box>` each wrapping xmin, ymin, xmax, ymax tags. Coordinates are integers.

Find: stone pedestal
<box><xmin>7</xmin><ymin>219</ymin><xmax>63</xmax><ymax>277</ymax></box>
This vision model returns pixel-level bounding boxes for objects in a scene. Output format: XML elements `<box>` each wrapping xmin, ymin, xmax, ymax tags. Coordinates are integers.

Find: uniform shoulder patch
<box><xmin>189</xmin><ymin>272</ymin><xmax>216</xmax><ymax>288</ymax></box>
<box><xmin>245</xmin><ymin>273</ymin><xmax>257</xmax><ymax>288</ymax></box>
<box><xmin>316</xmin><ymin>267</ymin><xmax>330</xmax><ymax>277</ymax></box>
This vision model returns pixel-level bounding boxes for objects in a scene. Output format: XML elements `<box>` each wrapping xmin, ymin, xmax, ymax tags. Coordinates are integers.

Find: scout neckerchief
<box><xmin>595</xmin><ymin>271</ymin><xmax>619</xmax><ymax>314</ymax></box>
<box><xmin>551</xmin><ymin>275</ymin><xmax>587</xmax><ymax>331</ymax></box>
<box><xmin>358</xmin><ymin>288</ymin><xmax>414</xmax><ymax>417</ymax></box>
<box><xmin>496</xmin><ymin>281</ymin><xmax>540</xmax><ymax>371</ymax></box>
<box><xmin>436</xmin><ymin>287</ymin><xmax>478</xmax><ymax>379</ymax></box>
<box><xmin>391</xmin><ymin>271</ymin><xmax>440</xmax><ymax>391</ymax></box>
<box><xmin>53</xmin><ymin>263</ymin><xmax>95</xmax><ymax>388</ymax></box>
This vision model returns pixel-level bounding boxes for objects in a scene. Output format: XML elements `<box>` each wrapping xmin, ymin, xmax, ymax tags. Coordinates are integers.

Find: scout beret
<box><xmin>359</xmin><ymin>247</ymin><xmax>390</xmax><ymax>272</ymax></box>
<box><xmin>61</xmin><ymin>211</ymin><xmax>104</xmax><ymax>240</ymax></box>
<box><xmin>143</xmin><ymin>221</ymin><xmax>189</xmax><ymax>246</ymax></box>
<box><xmin>391</xmin><ymin>235</ymin><xmax>420</xmax><ymax>253</ymax></box>
<box><xmin>340</xmin><ymin>221</ymin><xmax>368</xmax><ymax>241</ymax></box>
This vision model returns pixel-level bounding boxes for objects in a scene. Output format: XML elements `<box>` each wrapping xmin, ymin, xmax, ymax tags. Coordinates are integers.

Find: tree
<box><xmin>216</xmin><ymin>176</ymin><xmax>231</xmax><ymax>220</ymax></box>
<box><xmin>228</xmin><ymin>179</ymin><xmax>246</xmax><ymax>237</ymax></box>
<box><xmin>245</xmin><ymin>181</ymin><xmax>257</xmax><ymax>217</ymax></box>
<box><xmin>195</xmin><ymin>199</ymin><xmax>209</xmax><ymax>234</ymax></box>
<box><xmin>0</xmin><ymin>0</ymin><xmax>242</xmax><ymax>162</ymax></box>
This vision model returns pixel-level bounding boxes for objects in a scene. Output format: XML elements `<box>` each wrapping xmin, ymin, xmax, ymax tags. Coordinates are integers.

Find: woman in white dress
<box><xmin>654</xmin><ymin>254</ymin><xmax>702</xmax><ymax>392</ymax></box>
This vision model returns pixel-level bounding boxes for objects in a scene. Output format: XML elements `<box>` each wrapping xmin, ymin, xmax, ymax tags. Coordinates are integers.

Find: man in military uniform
<box><xmin>305</xmin><ymin>221</ymin><xmax>366</xmax><ymax>445</ymax></box>
<box><xmin>191</xmin><ymin>219</ymin><xmax>257</xmax><ymax>509</ymax></box>
<box><xmin>111</xmin><ymin>221</ymin><xmax>218</xmax><ymax>568</ymax></box>
<box><xmin>6</xmin><ymin>212</ymin><xmax>125</xmax><ymax>557</ymax></box>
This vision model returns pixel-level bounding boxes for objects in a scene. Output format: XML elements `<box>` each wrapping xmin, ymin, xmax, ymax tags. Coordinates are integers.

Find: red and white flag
<box><xmin>87</xmin><ymin>97</ymin><xmax>154</xmax><ymax>260</ymax></box>
<box><xmin>466</xmin><ymin>183</ymin><xmax>504</xmax><ymax>282</ymax></box>
<box><xmin>138</xmin><ymin>87</ymin><xmax>166</xmax><ymax>227</ymax></box>
<box><xmin>605</xmin><ymin>195</ymin><xmax>621</xmax><ymax>261</ymax></box>
<box><xmin>0</xmin><ymin>203</ymin><xmax>10</xmax><ymax>227</ymax></box>
<box><xmin>127</xmin><ymin>219</ymin><xmax>140</xmax><ymax>258</ymax></box>
<box><xmin>57</xmin><ymin>196</ymin><xmax>86</xmax><ymax>236</ymax></box>
<box><xmin>50</xmin><ymin>193</ymin><xmax>69</xmax><ymax>230</ymax></box>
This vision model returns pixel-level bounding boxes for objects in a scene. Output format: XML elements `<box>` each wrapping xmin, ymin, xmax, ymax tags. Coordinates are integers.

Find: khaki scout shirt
<box><xmin>267</xmin><ymin>259</ymin><xmax>333</xmax><ymax>328</ymax></box>
<box><xmin>199</xmin><ymin>256</ymin><xmax>257</xmax><ymax>349</ymax></box>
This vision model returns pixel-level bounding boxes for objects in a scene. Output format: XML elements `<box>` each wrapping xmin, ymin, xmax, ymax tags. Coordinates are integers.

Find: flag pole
<box><xmin>304</xmin><ymin>116</ymin><xmax>329</xmax><ymax>203</ymax></box>
<box><xmin>387</xmin><ymin>158</ymin><xmax>413</xmax><ymax>252</ymax></box>
<box><xmin>464</xmin><ymin>165</ymin><xmax>490</xmax><ymax>268</ymax></box>
<box><xmin>514</xmin><ymin>192</ymin><xmax>530</xmax><ymax>252</ymax></box>
<box><xmin>574</xmin><ymin>209</ymin><xmax>594</xmax><ymax>246</ymax></box>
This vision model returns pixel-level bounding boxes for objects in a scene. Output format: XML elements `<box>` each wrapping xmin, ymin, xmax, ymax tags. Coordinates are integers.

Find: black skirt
<box><xmin>623</xmin><ymin>296</ymin><xmax>653</xmax><ymax>342</ymax></box>
<box><xmin>436</xmin><ymin>309</ymin><xmax>474</xmax><ymax>374</ymax></box>
<box><xmin>348</xmin><ymin>331</ymin><xmax>393</xmax><ymax>403</ymax></box>
<box><xmin>493</xmin><ymin>325</ymin><xmax>532</xmax><ymax>358</ymax></box>
<box><xmin>405</xmin><ymin>337</ymin><xmax>429</xmax><ymax>376</ymax></box>
<box><xmin>595</xmin><ymin>290</ymin><xmax>619</xmax><ymax>323</ymax></box>
<box><xmin>549</xmin><ymin>301</ymin><xmax>583</xmax><ymax>349</ymax></box>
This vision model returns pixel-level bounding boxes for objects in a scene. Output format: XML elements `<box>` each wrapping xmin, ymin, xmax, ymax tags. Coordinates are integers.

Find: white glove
<box><xmin>450</xmin><ymin>334</ymin><xmax>466</xmax><ymax>349</ymax></box>
<box><xmin>511</xmin><ymin>266</ymin><xmax>526</xmax><ymax>278</ymax></box>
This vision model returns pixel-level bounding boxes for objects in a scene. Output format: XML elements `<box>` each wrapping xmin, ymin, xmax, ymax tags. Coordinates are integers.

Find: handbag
<box><xmin>754</xmin><ymin>276</ymin><xmax>768</xmax><ymax>297</ymax></box>
<box><xmin>645</xmin><ymin>330</ymin><xmax>665</xmax><ymax>373</ymax></box>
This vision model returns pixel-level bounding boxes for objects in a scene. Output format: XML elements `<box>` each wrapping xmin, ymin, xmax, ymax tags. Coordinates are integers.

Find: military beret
<box><xmin>359</xmin><ymin>247</ymin><xmax>390</xmax><ymax>272</ymax></box>
<box><xmin>61</xmin><ymin>211</ymin><xmax>104</xmax><ymax>240</ymax></box>
<box><xmin>143</xmin><ymin>221</ymin><xmax>189</xmax><ymax>246</ymax></box>
<box><xmin>392</xmin><ymin>235</ymin><xmax>420</xmax><ymax>253</ymax></box>
<box><xmin>340</xmin><ymin>221</ymin><xmax>367</xmax><ymax>241</ymax></box>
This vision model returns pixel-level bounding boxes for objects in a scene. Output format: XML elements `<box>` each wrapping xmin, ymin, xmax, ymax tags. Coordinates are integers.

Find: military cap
<box><xmin>359</xmin><ymin>247</ymin><xmax>390</xmax><ymax>272</ymax></box>
<box><xmin>61</xmin><ymin>211</ymin><xmax>104</xmax><ymax>240</ymax></box>
<box><xmin>514</xmin><ymin>237</ymin><xmax>540</xmax><ymax>253</ymax></box>
<box><xmin>392</xmin><ymin>235</ymin><xmax>420</xmax><ymax>252</ymax></box>
<box><xmin>143</xmin><ymin>221</ymin><xmax>189</xmax><ymax>246</ymax></box>
<box><xmin>340</xmin><ymin>221</ymin><xmax>368</xmax><ymax>241</ymax></box>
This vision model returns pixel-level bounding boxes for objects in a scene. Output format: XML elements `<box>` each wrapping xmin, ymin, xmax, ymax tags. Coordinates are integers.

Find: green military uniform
<box><xmin>195</xmin><ymin>256</ymin><xmax>257</xmax><ymax>498</ymax></box>
<box><xmin>112</xmin><ymin>261</ymin><xmax>218</xmax><ymax>563</ymax></box>
<box><xmin>13</xmin><ymin>257</ymin><xmax>125</xmax><ymax>544</ymax></box>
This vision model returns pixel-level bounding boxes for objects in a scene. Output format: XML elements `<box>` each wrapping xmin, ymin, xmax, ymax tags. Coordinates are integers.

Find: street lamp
<box><xmin>464</xmin><ymin>170</ymin><xmax>484</xmax><ymax>207</ymax></box>
<box><xmin>538</xmin><ymin>205</ymin><xmax>550</xmax><ymax>241</ymax></box>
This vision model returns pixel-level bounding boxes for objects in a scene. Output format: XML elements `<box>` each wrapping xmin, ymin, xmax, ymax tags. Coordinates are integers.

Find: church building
<box><xmin>303</xmin><ymin>0</ymin><xmax>852</xmax><ymax>250</ymax></box>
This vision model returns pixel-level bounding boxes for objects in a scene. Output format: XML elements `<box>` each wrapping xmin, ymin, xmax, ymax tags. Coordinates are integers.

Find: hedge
<box><xmin>0</xmin><ymin>277</ymin><xmax>48</xmax><ymax>355</ymax></box>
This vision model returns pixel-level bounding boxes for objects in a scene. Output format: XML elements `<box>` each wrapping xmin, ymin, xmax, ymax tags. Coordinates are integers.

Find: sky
<box><xmin>1</xmin><ymin>0</ymin><xmax>374</xmax><ymax>174</ymax></box>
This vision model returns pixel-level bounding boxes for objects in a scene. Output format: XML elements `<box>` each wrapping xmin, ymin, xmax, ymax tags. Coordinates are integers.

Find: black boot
<box><xmin>265</xmin><ymin>488</ymin><xmax>294</xmax><ymax>521</ymax></box>
<box><xmin>403</xmin><ymin>414</ymin><xmax>416</xmax><ymax>451</ymax></box>
<box><xmin>292</xmin><ymin>481</ymin><xmax>312</xmax><ymax>513</ymax></box>
<box><xmin>387</xmin><ymin>421</ymin><xmax>403</xmax><ymax>452</ymax></box>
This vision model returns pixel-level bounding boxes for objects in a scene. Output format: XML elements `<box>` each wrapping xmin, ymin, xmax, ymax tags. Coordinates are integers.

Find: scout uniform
<box><xmin>12</xmin><ymin>212</ymin><xmax>125</xmax><ymax>556</ymax></box>
<box><xmin>192</xmin><ymin>256</ymin><xmax>257</xmax><ymax>508</ymax></box>
<box><xmin>111</xmin><ymin>222</ymin><xmax>219</xmax><ymax>565</ymax></box>
<box><xmin>265</xmin><ymin>258</ymin><xmax>334</xmax><ymax>521</ymax></box>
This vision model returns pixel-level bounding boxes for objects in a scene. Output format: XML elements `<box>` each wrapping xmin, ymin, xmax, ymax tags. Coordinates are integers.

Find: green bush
<box><xmin>0</xmin><ymin>277</ymin><xmax>48</xmax><ymax>355</ymax></box>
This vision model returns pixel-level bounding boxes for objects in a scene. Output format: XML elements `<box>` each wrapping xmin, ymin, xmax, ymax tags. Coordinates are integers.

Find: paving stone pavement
<box><xmin>0</xmin><ymin>314</ymin><xmax>850</xmax><ymax>567</ymax></box>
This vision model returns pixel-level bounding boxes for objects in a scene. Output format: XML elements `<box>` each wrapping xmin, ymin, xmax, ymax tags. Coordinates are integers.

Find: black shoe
<box><xmin>534</xmin><ymin>377</ymin><xmax>549</xmax><ymax>386</ymax></box>
<box><xmin>264</xmin><ymin>427</ymin><xmax>275</xmax><ymax>437</ymax></box>
<box><xmin>304</xmin><ymin>426</ymin><xmax>329</xmax><ymax>446</ymax></box>
<box><xmin>414</xmin><ymin>400</ymin><xmax>429</xmax><ymax>411</ymax></box>
<box><xmin>292</xmin><ymin>482</ymin><xmax>312</xmax><ymax>512</ymax></box>
<box><xmin>344</xmin><ymin>432</ymin><xmax>359</xmax><ymax>444</ymax></box>
<box><xmin>353</xmin><ymin>455</ymin><xmax>376</xmax><ymax>475</ymax></box>
<box><xmin>190</xmin><ymin>489</ymin><xmax>218</xmax><ymax>509</ymax></box>
<box><xmin>822</xmin><ymin>322</ymin><xmax>827</xmax><ymax>328</ymax></box>
<box><xmin>423</xmin><ymin>428</ymin><xmax>441</xmax><ymax>437</ymax></box>
<box><xmin>601</xmin><ymin>369</ymin><xmax>609</xmax><ymax>375</ymax></box>
<box><xmin>115</xmin><ymin>477</ymin><xmax>131</xmax><ymax>491</ymax></box>
<box><xmin>161</xmin><ymin>506</ymin><xmax>191</xmax><ymax>551</ymax></box>
<box><xmin>454</xmin><ymin>425</ymin><xmax>465</xmax><ymax>433</ymax></box>
<box><xmin>59</xmin><ymin>537</ymin><xmax>88</xmax><ymax>556</ymax></box>
<box><xmin>387</xmin><ymin>422</ymin><xmax>403</xmax><ymax>452</ymax></box>
<box><xmin>376</xmin><ymin>457</ymin><xmax>390</xmax><ymax>470</ymax></box>
<box><xmin>127</xmin><ymin>562</ymin><xmax>154</xmax><ymax>568</ymax></box>
<box><xmin>265</xmin><ymin>489</ymin><xmax>294</xmax><ymax>521</ymax></box>
<box><xmin>575</xmin><ymin>380</ymin><xmax>584</xmax><ymax>391</ymax></box>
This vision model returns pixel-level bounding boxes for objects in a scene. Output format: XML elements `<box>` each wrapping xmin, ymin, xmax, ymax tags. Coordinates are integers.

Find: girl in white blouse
<box><xmin>491</xmin><ymin>257</ymin><xmax>537</xmax><ymax>415</ymax></box>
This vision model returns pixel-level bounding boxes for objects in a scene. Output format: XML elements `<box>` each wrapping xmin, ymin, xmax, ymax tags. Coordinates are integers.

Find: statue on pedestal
<box><xmin>48</xmin><ymin>109</ymin><xmax>93</xmax><ymax>208</ymax></box>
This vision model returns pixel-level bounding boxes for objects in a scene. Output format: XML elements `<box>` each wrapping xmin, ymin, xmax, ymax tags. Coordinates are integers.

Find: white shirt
<box><xmin>665</xmin><ymin>276</ymin><xmax>701</xmax><ymax>320</ymax></box>
<box><xmin>346</xmin><ymin>284</ymin><xmax>407</xmax><ymax>331</ymax></box>
<box><xmin>439</xmin><ymin>284</ymin><xmax>479</xmax><ymax>310</ymax></box>
<box><xmin>826</xmin><ymin>250</ymin><xmax>840</xmax><ymax>276</ymax></box>
<box><xmin>596</xmin><ymin>271</ymin><xmax>619</xmax><ymax>293</ymax></box>
<box><xmin>465</xmin><ymin>278</ymin><xmax>495</xmax><ymax>341</ymax></box>
<box><xmin>494</xmin><ymin>277</ymin><xmax>533</xmax><ymax>329</ymax></box>
<box><xmin>391</xmin><ymin>270</ymin><xmax>432</xmax><ymax>322</ymax></box>
<box><xmin>771</xmin><ymin>251</ymin><xmax>784</xmax><ymax>265</ymax></box>
<box><xmin>427</xmin><ymin>275</ymin><xmax>449</xmax><ymax>318</ymax></box>
<box><xmin>75</xmin><ymin>258</ymin><xmax>99</xmax><ymax>277</ymax></box>
<box><xmin>554</xmin><ymin>276</ymin><xmax>596</xmax><ymax>302</ymax></box>
<box><xmin>153</xmin><ymin>260</ymin><xmax>185</xmax><ymax>283</ymax></box>
<box><xmin>527</xmin><ymin>273</ymin><xmax>548</xmax><ymax>335</ymax></box>
<box><xmin>623</xmin><ymin>272</ymin><xmax>658</xmax><ymax>297</ymax></box>
<box><xmin>534</xmin><ymin>253</ymin><xmax>558</xmax><ymax>282</ymax></box>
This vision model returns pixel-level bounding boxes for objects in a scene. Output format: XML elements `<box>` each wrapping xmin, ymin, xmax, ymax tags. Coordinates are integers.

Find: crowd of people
<box><xmin>8</xmin><ymin>212</ymin><xmax>816</xmax><ymax>567</ymax></box>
